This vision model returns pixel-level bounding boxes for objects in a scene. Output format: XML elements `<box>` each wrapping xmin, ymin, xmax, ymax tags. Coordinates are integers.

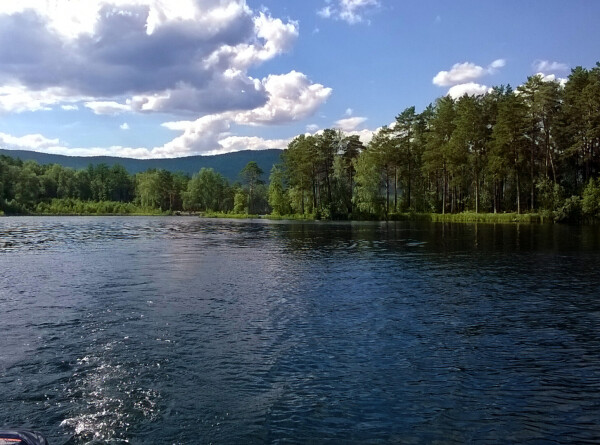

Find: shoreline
<box><xmin>0</xmin><ymin>211</ymin><xmax>568</xmax><ymax>224</ymax></box>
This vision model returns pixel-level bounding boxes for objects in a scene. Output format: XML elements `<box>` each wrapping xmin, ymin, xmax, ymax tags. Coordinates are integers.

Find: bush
<box><xmin>553</xmin><ymin>196</ymin><xmax>582</xmax><ymax>223</ymax></box>
<box><xmin>582</xmin><ymin>178</ymin><xmax>600</xmax><ymax>219</ymax></box>
<box><xmin>537</xmin><ymin>178</ymin><xmax>564</xmax><ymax>212</ymax></box>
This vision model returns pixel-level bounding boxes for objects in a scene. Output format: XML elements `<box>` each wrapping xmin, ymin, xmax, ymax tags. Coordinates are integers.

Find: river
<box><xmin>1</xmin><ymin>216</ymin><xmax>599</xmax><ymax>444</ymax></box>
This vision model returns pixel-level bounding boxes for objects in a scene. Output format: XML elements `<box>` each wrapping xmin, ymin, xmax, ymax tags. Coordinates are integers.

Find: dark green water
<box><xmin>1</xmin><ymin>217</ymin><xmax>599</xmax><ymax>444</ymax></box>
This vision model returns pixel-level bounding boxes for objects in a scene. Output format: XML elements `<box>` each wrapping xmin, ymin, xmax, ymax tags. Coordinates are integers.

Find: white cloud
<box><xmin>433</xmin><ymin>59</ymin><xmax>506</xmax><ymax>87</ymax></box>
<box><xmin>0</xmin><ymin>1</ymin><xmax>307</xmax><ymax>117</ymax></box>
<box><xmin>345</xmin><ymin>108</ymin><xmax>353</xmax><ymax>116</ymax></box>
<box><xmin>0</xmin><ymin>84</ymin><xmax>80</xmax><ymax>113</ymax></box>
<box><xmin>489</xmin><ymin>59</ymin><xmax>506</xmax><ymax>71</ymax></box>
<box><xmin>0</xmin><ymin>126</ymin><xmax>289</xmax><ymax>159</ymax></box>
<box><xmin>348</xmin><ymin>128</ymin><xmax>376</xmax><ymax>145</ymax></box>
<box><xmin>533</xmin><ymin>60</ymin><xmax>569</xmax><ymax>73</ymax></box>
<box><xmin>534</xmin><ymin>73</ymin><xmax>568</xmax><ymax>87</ymax></box>
<box><xmin>447</xmin><ymin>83</ymin><xmax>491</xmax><ymax>99</ymax></box>
<box><xmin>120</xmin><ymin>122</ymin><xmax>130</xmax><ymax>130</ymax></box>
<box><xmin>0</xmin><ymin>1</ymin><xmax>333</xmax><ymax>157</ymax></box>
<box><xmin>335</xmin><ymin>116</ymin><xmax>367</xmax><ymax>131</ymax></box>
<box><xmin>85</xmin><ymin>101</ymin><xmax>132</xmax><ymax>115</ymax></box>
<box><xmin>317</xmin><ymin>0</ymin><xmax>380</xmax><ymax>24</ymax></box>
<box><xmin>213</xmin><ymin>135</ymin><xmax>289</xmax><ymax>156</ymax></box>
<box><xmin>203</xmin><ymin>12</ymin><xmax>299</xmax><ymax>72</ymax></box>
<box><xmin>234</xmin><ymin>71</ymin><xmax>332</xmax><ymax>126</ymax></box>
<box><xmin>153</xmin><ymin>71</ymin><xmax>332</xmax><ymax>157</ymax></box>
<box><xmin>306</xmin><ymin>124</ymin><xmax>320</xmax><ymax>132</ymax></box>
<box><xmin>317</xmin><ymin>6</ymin><xmax>333</xmax><ymax>18</ymax></box>
<box><xmin>0</xmin><ymin>131</ymin><xmax>59</xmax><ymax>149</ymax></box>
<box><xmin>433</xmin><ymin>62</ymin><xmax>485</xmax><ymax>87</ymax></box>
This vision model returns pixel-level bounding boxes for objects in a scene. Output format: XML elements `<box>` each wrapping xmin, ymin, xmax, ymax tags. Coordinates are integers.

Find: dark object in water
<box><xmin>0</xmin><ymin>431</ymin><xmax>48</xmax><ymax>445</ymax></box>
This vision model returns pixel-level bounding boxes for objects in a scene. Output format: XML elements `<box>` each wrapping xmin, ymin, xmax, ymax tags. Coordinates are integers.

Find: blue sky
<box><xmin>0</xmin><ymin>0</ymin><xmax>599</xmax><ymax>158</ymax></box>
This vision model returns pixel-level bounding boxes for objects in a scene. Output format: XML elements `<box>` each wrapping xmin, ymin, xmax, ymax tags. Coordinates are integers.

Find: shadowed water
<box><xmin>1</xmin><ymin>216</ymin><xmax>600</xmax><ymax>444</ymax></box>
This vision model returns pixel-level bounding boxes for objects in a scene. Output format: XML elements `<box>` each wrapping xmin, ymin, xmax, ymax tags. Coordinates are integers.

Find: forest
<box><xmin>1</xmin><ymin>63</ymin><xmax>599</xmax><ymax>222</ymax></box>
<box><xmin>0</xmin><ymin>157</ymin><xmax>269</xmax><ymax>216</ymax></box>
<box><xmin>271</xmin><ymin>64</ymin><xmax>600</xmax><ymax>222</ymax></box>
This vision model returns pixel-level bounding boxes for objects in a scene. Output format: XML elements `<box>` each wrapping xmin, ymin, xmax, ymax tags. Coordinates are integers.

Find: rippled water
<box><xmin>1</xmin><ymin>216</ymin><xmax>600</xmax><ymax>444</ymax></box>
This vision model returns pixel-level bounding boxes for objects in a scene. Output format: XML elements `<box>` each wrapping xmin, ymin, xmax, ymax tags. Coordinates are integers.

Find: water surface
<box><xmin>1</xmin><ymin>217</ymin><xmax>599</xmax><ymax>444</ymax></box>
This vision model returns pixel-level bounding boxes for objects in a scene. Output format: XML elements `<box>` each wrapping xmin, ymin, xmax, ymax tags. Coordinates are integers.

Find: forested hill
<box><xmin>0</xmin><ymin>148</ymin><xmax>282</xmax><ymax>182</ymax></box>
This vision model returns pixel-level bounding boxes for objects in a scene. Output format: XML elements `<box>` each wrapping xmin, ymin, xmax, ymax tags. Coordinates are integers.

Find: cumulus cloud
<box><xmin>533</xmin><ymin>60</ymin><xmax>569</xmax><ymax>73</ymax></box>
<box><xmin>0</xmin><ymin>1</ymin><xmax>333</xmax><ymax>156</ymax></box>
<box><xmin>317</xmin><ymin>0</ymin><xmax>380</xmax><ymax>24</ymax></box>
<box><xmin>120</xmin><ymin>122</ymin><xmax>130</xmax><ymax>130</ymax></box>
<box><xmin>234</xmin><ymin>71</ymin><xmax>332</xmax><ymax>126</ymax></box>
<box><xmin>447</xmin><ymin>82</ymin><xmax>491</xmax><ymax>99</ymax></box>
<box><xmin>0</xmin><ymin>84</ymin><xmax>80</xmax><ymax>113</ymax></box>
<box><xmin>349</xmin><ymin>128</ymin><xmax>376</xmax><ymax>145</ymax></box>
<box><xmin>489</xmin><ymin>59</ymin><xmax>506</xmax><ymax>70</ymax></box>
<box><xmin>433</xmin><ymin>62</ymin><xmax>485</xmax><ymax>87</ymax></box>
<box><xmin>306</xmin><ymin>124</ymin><xmax>320</xmax><ymax>132</ymax></box>
<box><xmin>335</xmin><ymin>116</ymin><xmax>367</xmax><ymax>131</ymax></box>
<box><xmin>0</xmin><ymin>1</ymin><xmax>302</xmax><ymax>116</ymax></box>
<box><xmin>0</xmin><ymin>126</ymin><xmax>289</xmax><ymax>159</ymax></box>
<box><xmin>153</xmin><ymin>71</ymin><xmax>331</xmax><ymax>157</ymax></box>
<box><xmin>85</xmin><ymin>101</ymin><xmax>132</xmax><ymax>115</ymax></box>
<box><xmin>211</xmin><ymin>135</ymin><xmax>290</xmax><ymax>156</ymax></box>
<box><xmin>534</xmin><ymin>73</ymin><xmax>568</xmax><ymax>87</ymax></box>
<box><xmin>0</xmin><ymin>131</ymin><xmax>59</xmax><ymax>149</ymax></box>
<box><xmin>433</xmin><ymin>59</ymin><xmax>505</xmax><ymax>87</ymax></box>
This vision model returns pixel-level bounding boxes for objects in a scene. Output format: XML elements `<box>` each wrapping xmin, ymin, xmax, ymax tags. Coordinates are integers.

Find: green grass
<box><xmin>388</xmin><ymin>211</ymin><xmax>547</xmax><ymax>224</ymax></box>
<box><xmin>34</xmin><ymin>199</ymin><xmax>170</xmax><ymax>216</ymax></box>
<box><xmin>201</xmin><ymin>212</ymin><xmax>316</xmax><ymax>221</ymax></box>
<box><xmin>202</xmin><ymin>211</ymin><xmax>261</xmax><ymax>219</ymax></box>
<box><xmin>265</xmin><ymin>213</ymin><xmax>316</xmax><ymax>221</ymax></box>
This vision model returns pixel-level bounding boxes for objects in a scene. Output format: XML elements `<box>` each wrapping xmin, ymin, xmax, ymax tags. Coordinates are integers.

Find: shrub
<box><xmin>582</xmin><ymin>178</ymin><xmax>600</xmax><ymax>219</ymax></box>
<box><xmin>553</xmin><ymin>196</ymin><xmax>582</xmax><ymax>223</ymax></box>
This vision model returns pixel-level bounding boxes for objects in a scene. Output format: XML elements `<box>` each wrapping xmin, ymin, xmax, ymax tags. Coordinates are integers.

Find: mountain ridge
<box><xmin>0</xmin><ymin>148</ymin><xmax>283</xmax><ymax>182</ymax></box>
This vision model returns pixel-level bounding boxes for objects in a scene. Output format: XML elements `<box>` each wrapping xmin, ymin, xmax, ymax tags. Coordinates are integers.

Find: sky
<box><xmin>0</xmin><ymin>0</ymin><xmax>599</xmax><ymax>159</ymax></box>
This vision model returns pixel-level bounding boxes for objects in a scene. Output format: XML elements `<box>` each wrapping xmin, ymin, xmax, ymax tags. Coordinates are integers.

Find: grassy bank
<box><xmin>265</xmin><ymin>213</ymin><xmax>316</xmax><ymax>221</ymax></box>
<box><xmin>0</xmin><ymin>206</ymin><xmax>561</xmax><ymax>223</ymax></box>
<box><xmin>32</xmin><ymin>199</ymin><xmax>170</xmax><ymax>216</ymax></box>
<box><xmin>200</xmin><ymin>212</ymin><xmax>315</xmax><ymax>220</ymax></box>
<box><xmin>260</xmin><ymin>211</ymin><xmax>549</xmax><ymax>224</ymax></box>
<box><xmin>390</xmin><ymin>212</ymin><xmax>548</xmax><ymax>224</ymax></box>
<box><xmin>203</xmin><ymin>211</ymin><xmax>548</xmax><ymax>224</ymax></box>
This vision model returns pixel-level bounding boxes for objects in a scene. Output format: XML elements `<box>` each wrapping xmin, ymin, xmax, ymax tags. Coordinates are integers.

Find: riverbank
<box><xmin>0</xmin><ymin>208</ymin><xmax>587</xmax><ymax>224</ymax></box>
<box><xmin>390</xmin><ymin>212</ymin><xmax>548</xmax><ymax>224</ymax></box>
<box><xmin>217</xmin><ymin>211</ymin><xmax>552</xmax><ymax>224</ymax></box>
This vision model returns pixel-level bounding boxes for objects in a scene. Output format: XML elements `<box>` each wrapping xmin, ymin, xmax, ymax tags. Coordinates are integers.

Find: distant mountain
<box><xmin>0</xmin><ymin>148</ymin><xmax>283</xmax><ymax>182</ymax></box>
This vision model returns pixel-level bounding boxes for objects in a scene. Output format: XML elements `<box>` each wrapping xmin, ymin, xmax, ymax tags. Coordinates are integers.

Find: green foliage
<box><xmin>553</xmin><ymin>196</ymin><xmax>582</xmax><ymax>223</ymax></box>
<box><xmin>582</xmin><ymin>178</ymin><xmax>600</xmax><ymax>218</ymax></box>
<box><xmin>268</xmin><ymin>165</ymin><xmax>291</xmax><ymax>215</ymax></box>
<box><xmin>233</xmin><ymin>188</ymin><xmax>248</xmax><ymax>214</ymax></box>
<box><xmin>34</xmin><ymin>198</ymin><xmax>167</xmax><ymax>215</ymax></box>
<box><xmin>536</xmin><ymin>178</ymin><xmax>564</xmax><ymax>212</ymax></box>
<box><xmin>240</xmin><ymin>161</ymin><xmax>265</xmax><ymax>214</ymax></box>
<box><xmin>184</xmin><ymin>168</ymin><xmax>229</xmax><ymax>212</ymax></box>
<box><xmin>353</xmin><ymin>146</ymin><xmax>384</xmax><ymax>217</ymax></box>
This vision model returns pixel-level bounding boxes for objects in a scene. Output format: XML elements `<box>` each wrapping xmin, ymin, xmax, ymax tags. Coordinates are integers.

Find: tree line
<box><xmin>0</xmin><ymin>156</ymin><xmax>269</xmax><ymax>215</ymax></box>
<box><xmin>2</xmin><ymin>63</ymin><xmax>599</xmax><ymax>221</ymax></box>
<box><xmin>269</xmin><ymin>64</ymin><xmax>600</xmax><ymax>222</ymax></box>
